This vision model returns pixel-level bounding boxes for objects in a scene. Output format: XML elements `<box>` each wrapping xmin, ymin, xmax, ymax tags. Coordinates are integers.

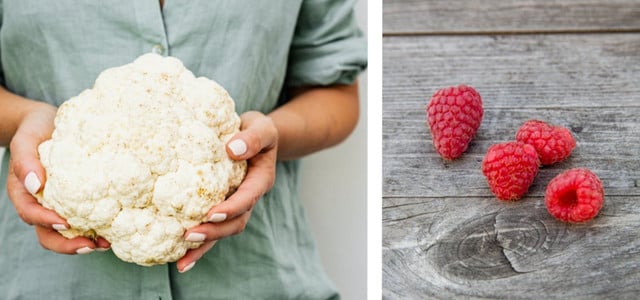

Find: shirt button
<box><xmin>151</xmin><ymin>44</ymin><xmax>165</xmax><ymax>55</ymax></box>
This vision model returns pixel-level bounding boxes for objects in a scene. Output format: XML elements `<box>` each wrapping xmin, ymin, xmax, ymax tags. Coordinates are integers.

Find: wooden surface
<box><xmin>382</xmin><ymin>1</ymin><xmax>640</xmax><ymax>299</ymax></box>
<box><xmin>384</xmin><ymin>0</ymin><xmax>640</xmax><ymax>34</ymax></box>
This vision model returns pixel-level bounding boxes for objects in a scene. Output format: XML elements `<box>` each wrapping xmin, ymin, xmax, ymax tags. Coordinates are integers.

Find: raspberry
<box><xmin>426</xmin><ymin>85</ymin><xmax>483</xmax><ymax>160</ymax></box>
<box><xmin>516</xmin><ymin>120</ymin><xmax>576</xmax><ymax>165</ymax></box>
<box><xmin>481</xmin><ymin>141</ymin><xmax>540</xmax><ymax>201</ymax></box>
<box><xmin>545</xmin><ymin>168</ymin><xmax>604</xmax><ymax>222</ymax></box>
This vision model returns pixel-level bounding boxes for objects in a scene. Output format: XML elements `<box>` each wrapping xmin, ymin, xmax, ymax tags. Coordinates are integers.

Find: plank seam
<box><xmin>383</xmin><ymin>28</ymin><xmax>640</xmax><ymax>37</ymax></box>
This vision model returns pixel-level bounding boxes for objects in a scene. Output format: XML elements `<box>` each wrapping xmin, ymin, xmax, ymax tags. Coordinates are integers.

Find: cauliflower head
<box><xmin>36</xmin><ymin>53</ymin><xmax>247</xmax><ymax>266</ymax></box>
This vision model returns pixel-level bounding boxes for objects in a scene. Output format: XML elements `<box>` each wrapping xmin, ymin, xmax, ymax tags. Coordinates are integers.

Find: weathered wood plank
<box><xmin>383</xmin><ymin>34</ymin><xmax>640</xmax><ymax>198</ymax></box>
<box><xmin>384</xmin><ymin>0</ymin><xmax>640</xmax><ymax>34</ymax></box>
<box><xmin>383</xmin><ymin>32</ymin><xmax>640</xmax><ymax>298</ymax></box>
<box><xmin>384</xmin><ymin>107</ymin><xmax>640</xmax><ymax>197</ymax></box>
<box><xmin>383</xmin><ymin>196</ymin><xmax>640</xmax><ymax>298</ymax></box>
<box><xmin>383</xmin><ymin>34</ymin><xmax>640</xmax><ymax>109</ymax></box>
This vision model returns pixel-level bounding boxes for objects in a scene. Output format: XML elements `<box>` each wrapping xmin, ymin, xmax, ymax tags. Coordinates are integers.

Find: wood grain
<box><xmin>384</xmin><ymin>0</ymin><xmax>640</xmax><ymax>34</ymax></box>
<box><xmin>384</xmin><ymin>34</ymin><xmax>640</xmax><ymax>198</ymax></box>
<box><xmin>383</xmin><ymin>196</ymin><xmax>640</xmax><ymax>299</ymax></box>
<box><xmin>382</xmin><ymin>32</ymin><xmax>640</xmax><ymax>298</ymax></box>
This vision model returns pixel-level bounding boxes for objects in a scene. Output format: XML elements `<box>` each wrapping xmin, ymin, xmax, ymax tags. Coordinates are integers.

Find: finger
<box><xmin>177</xmin><ymin>240</ymin><xmax>217</xmax><ymax>273</ymax></box>
<box><xmin>9</xmin><ymin>138</ymin><xmax>46</xmax><ymax>196</ymax></box>
<box><xmin>6</xmin><ymin>168</ymin><xmax>69</xmax><ymax>228</ymax></box>
<box><xmin>95</xmin><ymin>236</ymin><xmax>111</xmax><ymax>251</ymax></box>
<box><xmin>9</xmin><ymin>110</ymin><xmax>55</xmax><ymax>194</ymax></box>
<box><xmin>206</xmin><ymin>151</ymin><xmax>275</xmax><ymax>222</ymax></box>
<box><xmin>34</xmin><ymin>226</ymin><xmax>97</xmax><ymax>255</ymax></box>
<box><xmin>226</xmin><ymin>112</ymin><xmax>278</xmax><ymax>160</ymax></box>
<box><xmin>187</xmin><ymin>210</ymin><xmax>252</xmax><ymax>242</ymax></box>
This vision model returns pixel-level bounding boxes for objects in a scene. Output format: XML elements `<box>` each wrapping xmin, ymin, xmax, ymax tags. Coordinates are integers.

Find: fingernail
<box><xmin>76</xmin><ymin>247</ymin><xmax>94</xmax><ymax>254</ymax></box>
<box><xmin>24</xmin><ymin>172</ymin><xmax>41</xmax><ymax>195</ymax></box>
<box><xmin>52</xmin><ymin>224</ymin><xmax>68</xmax><ymax>231</ymax></box>
<box><xmin>208</xmin><ymin>213</ymin><xmax>227</xmax><ymax>223</ymax></box>
<box><xmin>96</xmin><ymin>247</ymin><xmax>110</xmax><ymax>252</ymax></box>
<box><xmin>185</xmin><ymin>232</ymin><xmax>206</xmax><ymax>242</ymax></box>
<box><xmin>228</xmin><ymin>139</ymin><xmax>247</xmax><ymax>156</ymax></box>
<box><xmin>180</xmin><ymin>261</ymin><xmax>196</xmax><ymax>273</ymax></box>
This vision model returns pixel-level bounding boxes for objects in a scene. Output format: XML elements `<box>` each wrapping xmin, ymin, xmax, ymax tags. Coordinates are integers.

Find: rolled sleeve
<box><xmin>286</xmin><ymin>0</ymin><xmax>367</xmax><ymax>88</ymax></box>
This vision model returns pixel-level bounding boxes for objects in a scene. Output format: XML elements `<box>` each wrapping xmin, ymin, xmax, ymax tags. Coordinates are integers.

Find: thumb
<box><xmin>226</xmin><ymin>111</ymin><xmax>278</xmax><ymax>161</ymax></box>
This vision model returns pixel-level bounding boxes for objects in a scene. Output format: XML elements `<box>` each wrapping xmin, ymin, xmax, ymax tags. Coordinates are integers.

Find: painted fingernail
<box><xmin>24</xmin><ymin>172</ymin><xmax>41</xmax><ymax>195</ymax></box>
<box><xmin>180</xmin><ymin>261</ymin><xmax>196</xmax><ymax>273</ymax></box>
<box><xmin>228</xmin><ymin>139</ymin><xmax>247</xmax><ymax>156</ymax></box>
<box><xmin>208</xmin><ymin>213</ymin><xmax>227</xmax><ymax>223</ymax></box>
<box><xmin>76</xmin><ymin>247</ymin><xmax>94</xmax><ymax>255</ymax></box>
<box><xmin>96</xmin><ymin>247</ymin><xmax>110</xmax><ymax>252</ymax></box>
<box><xmin>52</xmin><ymin>224</ymin><xmax>68</xmax><ymax>231</ymax></box>
<box><xmin>185</xmin><ymin>232</ymin><xmax>206</xmax><ymax>242</ymax></box>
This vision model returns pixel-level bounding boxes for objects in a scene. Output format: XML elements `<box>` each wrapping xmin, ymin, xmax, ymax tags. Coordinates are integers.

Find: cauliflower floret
<box><xmin>106</xmin><ymin>208</ymin><xmax>199</xmax><ymax>266</ymax></box>
<box><xmin>36</xmin><ymin>53</ymin><xmax>247</xmax><ymax>266</ymax></box>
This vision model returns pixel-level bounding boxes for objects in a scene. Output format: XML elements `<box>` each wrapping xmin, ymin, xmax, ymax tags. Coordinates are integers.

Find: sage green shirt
<box><xmin>0</xmin><ymin>1</ymin><xmax>366</xmax><ymax>299</ymax></box>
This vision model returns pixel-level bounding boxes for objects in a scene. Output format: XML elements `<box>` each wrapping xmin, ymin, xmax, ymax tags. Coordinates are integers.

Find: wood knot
<box><xmin>570</xmin><ymin>125</ymin><xmax>583</xmax><ymax>133</ymax></box>
<box><xmin>429</xmin><ymin>213</ymin><xmax>521</xmax><ymax>281</ymax></box>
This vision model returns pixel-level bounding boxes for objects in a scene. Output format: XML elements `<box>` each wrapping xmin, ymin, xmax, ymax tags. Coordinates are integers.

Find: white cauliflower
<box><xmin>36</xmin><ymin>53</ymin><xmax>247</xmax><ymax>266</ymax></box>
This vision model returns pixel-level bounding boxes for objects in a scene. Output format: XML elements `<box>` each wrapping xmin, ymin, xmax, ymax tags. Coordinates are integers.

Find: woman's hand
<box><xmin>175</xmin><ymin>82</ymin><xmax>359</xmax><ymax>273</ymax></box>
<box><xmin>6</xmin><ymin>102</ymin><xmax>110</xmax><ymax>254</ymax></box>
<box><xmin>177</xmin><ymin>111</ymin><xmax>278</xmax><ymax>273</ymax></box>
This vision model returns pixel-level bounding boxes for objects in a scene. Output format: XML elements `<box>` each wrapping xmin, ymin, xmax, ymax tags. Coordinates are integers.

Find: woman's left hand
<box><xmin>177</xmin><ymin>111</ymin><xmax>278</xmax><ymax>273</ymax></box>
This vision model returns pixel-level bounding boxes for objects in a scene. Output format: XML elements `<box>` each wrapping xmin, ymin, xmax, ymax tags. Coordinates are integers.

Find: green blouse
<box><xmin>0</xmin><ymin>1</ymin><xmax>366</xmax><ymax>299</ymax></box>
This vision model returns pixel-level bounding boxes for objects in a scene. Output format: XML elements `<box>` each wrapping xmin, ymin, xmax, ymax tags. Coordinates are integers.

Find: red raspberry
<box><xmin>426</xmin><ymin>85</ymin><xmax>483</xmax><ymax>160</ymax></box>
<box><xmin>545</xmin><ymin>168</ymin><xmax>604</xmax><ymax>223</ymax></box>
<box><xmin>481</xmin><ymin>141</ymin><xmax>540</xmax><ymax>201</ymax></box>
<box><xmin>516</xmin><ymin>120</ymin><xmax>576</xmax><ymax>165</ymax></box>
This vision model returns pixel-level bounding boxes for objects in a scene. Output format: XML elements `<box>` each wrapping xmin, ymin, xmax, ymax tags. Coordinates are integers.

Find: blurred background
<box><xmin>300</xmin><ymin>0</ymin><xmax>368</xmax><ymax>299</ymax></box>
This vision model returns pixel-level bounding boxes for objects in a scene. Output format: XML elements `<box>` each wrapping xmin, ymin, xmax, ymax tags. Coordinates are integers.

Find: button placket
<box><xmin>129</xmin><ymin>3</ymin><xmax>173</xmax><ymax>298</ymax></box>
<box><xmin>151</xmin><ymin>44</ymin><xmax>165</xmax><ymax>55</ymax></box>
<box><xmin>133</xmin><ymin>1</ymin><xmax>169</xmax><ymax>56</ymax></box>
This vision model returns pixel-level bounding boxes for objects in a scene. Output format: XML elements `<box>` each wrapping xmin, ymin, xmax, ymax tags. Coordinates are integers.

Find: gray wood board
<box><xmin>384</xmin><ymin>0</ymin><xmax>640</xmax><ymax>34</ymax></box>
<box><xmin>383</xmin><ymin>34</ymin><xmax>640</xmax><ymax>298</ymax></box>
<box><xmin>384</xmin><ymin>33</ymin><xmax>640</xmax><ymax>198</ymax></box>
<box><xmin>383</xmin><ymin>196</ymin><xmax>640</xmax><ymax>299</ymax></box>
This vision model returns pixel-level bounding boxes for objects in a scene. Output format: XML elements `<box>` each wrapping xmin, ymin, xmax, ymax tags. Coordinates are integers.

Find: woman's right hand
<box><xmin>6</xmin><ymin>102</ymin><xmax>110</xmax><ymax>254</ymax></box>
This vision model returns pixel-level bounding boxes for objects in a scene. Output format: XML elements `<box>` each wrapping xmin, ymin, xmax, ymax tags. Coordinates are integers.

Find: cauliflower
<box><xmin>36</xmin><ymin>53</ymin><xmax>247</xmax><ymax>266</ymax></box>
